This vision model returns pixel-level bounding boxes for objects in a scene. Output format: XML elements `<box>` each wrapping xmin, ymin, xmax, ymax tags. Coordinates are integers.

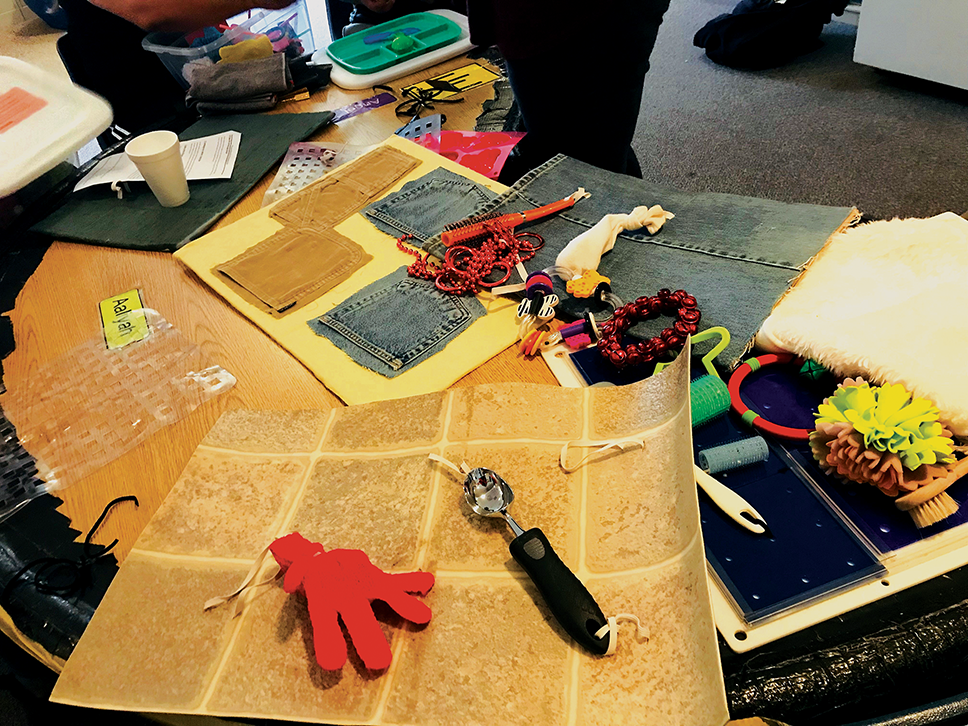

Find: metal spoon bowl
<box><xmin>463</xmin><ymin>467</ymin><xmax>525</xmax><ymax>536</ymax></box>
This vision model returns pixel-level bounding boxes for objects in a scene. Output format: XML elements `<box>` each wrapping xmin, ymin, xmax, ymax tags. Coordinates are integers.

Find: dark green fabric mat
<box><xmin>31</xmin><ymin>112</ymin><xmax>334</xmax><ymax>252</ymax></box>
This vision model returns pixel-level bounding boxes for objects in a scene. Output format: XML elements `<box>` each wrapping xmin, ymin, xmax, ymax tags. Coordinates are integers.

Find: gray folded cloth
<box><xmin>187</xmin><ymin>53</ymin><xmax>291</xmax><ymax>102</ymax></box>
<box><xmin>196</xmin><ymin>94</ymin><xmax>279</xmax><ymax>116</ymax></box>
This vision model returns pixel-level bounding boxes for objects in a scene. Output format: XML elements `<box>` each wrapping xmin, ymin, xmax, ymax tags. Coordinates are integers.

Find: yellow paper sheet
<box><xmin>51</xmin><ymin>354</ymin><xmax>729</xmax><ymax>726</ymax></box>
<box><xmin>401</xmin><ymin>62</ymin><xmax>502</xmax><ymax>100</ymax></box>
<box><xmin>174</xmin><ymin>136</ymin><xmax>518</xmax><ymax>405</ymax></box>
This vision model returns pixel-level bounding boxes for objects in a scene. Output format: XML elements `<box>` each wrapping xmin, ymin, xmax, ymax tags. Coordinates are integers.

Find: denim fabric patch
<box><xmin>363</xmin><ymin>167</ymin><xmax>498</xmax><ymax>243</ymax></box>
<box><xmin>309</xmin><ymin>266</ymin><xmax>486</xmax><ymax>378</ymax></box>
<box><xmin>436</xmin><ymin>154</ymin><xmax>855</xmax><ymax>365</ymax></box>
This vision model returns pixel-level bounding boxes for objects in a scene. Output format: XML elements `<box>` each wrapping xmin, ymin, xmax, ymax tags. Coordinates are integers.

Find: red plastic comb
<box><xmin>440</xmin><ymin>189</ymin><xmax>587</xmax><ymax>247</ymax></box>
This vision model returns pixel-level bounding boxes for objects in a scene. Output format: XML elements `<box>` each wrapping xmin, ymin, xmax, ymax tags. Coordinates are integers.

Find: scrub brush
<box><xmin>895</xmin><ymin>456</ymin><xmax>968</xmax><ymax>528</ymax></box>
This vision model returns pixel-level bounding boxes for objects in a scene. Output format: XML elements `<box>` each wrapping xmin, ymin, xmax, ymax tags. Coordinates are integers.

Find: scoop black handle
<box><xmin>509</xmin><ymin>527</ymin><xmax>610</xmax><ymax>655</ymax></box>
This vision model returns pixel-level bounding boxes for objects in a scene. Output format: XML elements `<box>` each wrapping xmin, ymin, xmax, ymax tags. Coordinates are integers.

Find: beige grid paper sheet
<box><xmin>52</xmin><ymin>352</ymin><xmax>729</xmax><ymax>726</ymax></box>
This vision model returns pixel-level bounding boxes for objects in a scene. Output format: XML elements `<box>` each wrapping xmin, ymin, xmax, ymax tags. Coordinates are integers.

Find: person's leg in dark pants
<box><xmin>499</xmin><ymin>0</ymin><xmax>670</xmax><ymax>182</ymax></box>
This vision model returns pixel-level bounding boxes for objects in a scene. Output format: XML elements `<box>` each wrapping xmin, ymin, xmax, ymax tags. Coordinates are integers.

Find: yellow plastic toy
<box><xmin>566</xmin><ymin>271</ymin><xmax>611</xmax><ymax>299</ymax></box>
<box><xmin>654</xmin><ymin>326</ymin><xmax>731</xmax><ymax>378</ymax></box>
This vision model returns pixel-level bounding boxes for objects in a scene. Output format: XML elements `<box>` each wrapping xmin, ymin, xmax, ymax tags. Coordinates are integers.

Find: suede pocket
<box><xmin>216</xmin><ymin>227</ymin><xmax>372</xmax><ymax>313</ymax></box>
<box><xmin>270</xmin><ymin>145</ymin><xmax>420</xmax><ymax>228</ymax></box>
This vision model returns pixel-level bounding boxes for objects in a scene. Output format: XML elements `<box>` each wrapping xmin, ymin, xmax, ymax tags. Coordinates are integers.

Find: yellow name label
<box><xmin>402</xmin><ymin>62</ymin><xmax>502</xmax><ymax>100</ymax></box>
<box><xmin>99</xmin><ymin>289</ymin><xmax>149</xmax><ymax>349</ymax></box>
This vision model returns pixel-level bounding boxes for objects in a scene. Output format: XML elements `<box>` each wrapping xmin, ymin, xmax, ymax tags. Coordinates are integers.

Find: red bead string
<box><xmin>597</xmin><ymin>289</ymin><xmax>701</xmax><ymax>369</ymax></box>
<box><xmin>396</xmin><ymin>221</ymin><xmax>543</xmax><ymax>296</ymax></box>
<box><xmin>397</xmin><ymin>234</ymin><xmax>443</xmax><ymax>279</ymax></box>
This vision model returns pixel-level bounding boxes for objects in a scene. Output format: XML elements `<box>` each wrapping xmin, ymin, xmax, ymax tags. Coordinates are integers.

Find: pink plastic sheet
<box><xmin>415</xmin><ymin>130</ymin><xmax>525</xmax><ymax>180</ymax></box>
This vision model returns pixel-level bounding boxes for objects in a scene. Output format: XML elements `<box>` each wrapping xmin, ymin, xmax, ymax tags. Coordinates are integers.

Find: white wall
<box><xmin>303</xmin><ymin>0</ymin><xmax>332</xmax><ymax>47</ymax></box>
<box><xmin>854</xmin><ymin>0</ymin><xmax>968</xmax><ymax>91</ymax></box>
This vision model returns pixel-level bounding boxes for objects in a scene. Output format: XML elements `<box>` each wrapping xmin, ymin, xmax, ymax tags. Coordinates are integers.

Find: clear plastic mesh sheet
<box><xmin>261</xmin><ymin>142</ymin><xmax>374</xmax><ymax>208</ymax></box>
<box><xmin>0</xmin><ymin>310</ymin><xmax>235</xmax><ymax>520</ymax></box>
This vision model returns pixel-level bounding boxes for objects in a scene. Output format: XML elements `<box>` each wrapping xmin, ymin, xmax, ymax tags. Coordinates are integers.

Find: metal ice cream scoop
<box><xmin>462</xmin><ymin>467</ymin><xmax>609</xmax><ymax>655</ymax></box>
<box><xmin>463</xmin><ymin>466</ymin><xmax>526</xmax><ymax>535</ymax></box>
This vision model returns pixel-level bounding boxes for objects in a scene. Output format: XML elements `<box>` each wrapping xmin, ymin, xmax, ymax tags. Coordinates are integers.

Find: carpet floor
<box><xmin>634</xmin><ymin>0</ymin><xmax>968</xmax><ymax>220</ymax></box>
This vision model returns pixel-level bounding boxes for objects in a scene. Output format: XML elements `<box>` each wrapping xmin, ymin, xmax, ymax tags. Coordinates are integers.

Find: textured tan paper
<box><xmin>52</xmin><ymin>354</ymin><xmax>728</xmax><ymax>726</ymax></box>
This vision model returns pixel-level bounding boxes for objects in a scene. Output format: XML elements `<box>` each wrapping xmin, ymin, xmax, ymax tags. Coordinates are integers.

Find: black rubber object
<box><xmin>722</xmin><ymin>564</ymin><xmax>968</xmax><ymax>724</ymax></box>
<box><xmin>509</xmin><ymin>528</ymin><xmax>609</xmax><ymax>655</ymax></box>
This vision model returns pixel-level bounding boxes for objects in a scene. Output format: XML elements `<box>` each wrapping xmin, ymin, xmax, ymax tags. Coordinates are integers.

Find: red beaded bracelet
<box><xmin>596</xmin><ymin>289</ymin><xmax>701</xmax><ymax>369</ymax></box>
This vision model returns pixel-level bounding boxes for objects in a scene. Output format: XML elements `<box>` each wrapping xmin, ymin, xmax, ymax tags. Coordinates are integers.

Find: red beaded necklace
<box><xmin>397</xmin><ymin>221</ymin><xmax>544</xmax><ymax>295</ymax></box>
<box><xmin>597</xmin><ymin>289</ymin><xmax>701</xmax><ymax>369</ymax></box>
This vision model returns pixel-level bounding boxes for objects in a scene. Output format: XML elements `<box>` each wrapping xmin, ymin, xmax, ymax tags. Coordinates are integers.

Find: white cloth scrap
<box><xmin>555</xmin><ymin>205</ymin><xmax>674</xmax><ymax>278</ymax></box>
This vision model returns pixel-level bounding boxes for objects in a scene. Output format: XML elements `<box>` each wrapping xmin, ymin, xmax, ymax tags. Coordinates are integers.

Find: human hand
<box><xmin>259</xmin><ymin>0</ymin><xmax>302</xmax><ymax>9</ymax></box>
<box><xmin>269</xmin><ymin>532</ymin><xmax>434</xmax><ymax>670</ymax></box>
<box><xmin>357</xmin><ymin>0</ymin><xmax>396</xmax><ymax>13</ymax></box>
<box><xmin>91</xmin><ymin>0</ymin><xmax>302</xmax><ymax>31</ymax></box>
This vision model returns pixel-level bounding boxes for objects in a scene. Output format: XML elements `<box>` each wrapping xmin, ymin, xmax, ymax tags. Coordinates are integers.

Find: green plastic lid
<box><xmin>326</xmin><ymin>12</ymin><xmax>462</xmax><ymax>75</ymax></box>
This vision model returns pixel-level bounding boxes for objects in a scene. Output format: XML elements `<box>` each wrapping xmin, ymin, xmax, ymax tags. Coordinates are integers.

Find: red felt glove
<box><xmin>269</xmin><ymin>532</ymin><xmax>434</xmax><ymax>671</ymax></box>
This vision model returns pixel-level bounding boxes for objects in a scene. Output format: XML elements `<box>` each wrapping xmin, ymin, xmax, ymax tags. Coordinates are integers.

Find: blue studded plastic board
<box><xmin>695</xmin><ymin>363</ymin><xmax>885</xmax><ymax>623</ymax></box>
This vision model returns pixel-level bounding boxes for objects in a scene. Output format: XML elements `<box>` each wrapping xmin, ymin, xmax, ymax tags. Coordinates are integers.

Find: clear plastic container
<box><xmin>142</xmin><ymin>18</ymin><xmax>265</xmax><ymax>89</ymax></box>
<box><xmin>240</xmin><ymin>3</ymin><xmax>315</xmax><ymax>55</ymax></box>
<box><xmin>142</xmin><ymin>2</ymin><xmax>315</xmax><ymax>89</ymax></box>
<box><xmin>0</xmin><ymin>57</ymin><xmax>112</xmax><ymax>197</ymax></box>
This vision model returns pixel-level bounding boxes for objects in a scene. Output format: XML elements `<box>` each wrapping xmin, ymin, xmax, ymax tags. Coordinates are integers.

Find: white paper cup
<box><xmin>125</xmin><ymin>130</ymin><xmax>190</xmax><ymax>208</ymax></box>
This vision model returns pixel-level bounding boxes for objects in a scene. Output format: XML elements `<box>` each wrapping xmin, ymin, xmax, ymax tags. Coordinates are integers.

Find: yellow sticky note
<box><xmin>99</xmin><ymin>289</ymin><xmax>149</xmax><ymax>349</ymax></box>
<box><xmin>401</xmin><ymin>62</ymin><xmax>502</xmax><ymax>100</ymax></box>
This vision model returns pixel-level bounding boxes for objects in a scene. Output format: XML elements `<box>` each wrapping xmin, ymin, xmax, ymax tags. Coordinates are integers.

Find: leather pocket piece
<box><xmin>217</xmin><ymin>226</ymin><xmax>372</xmax><ymax>314</ymax></box>
<box><xmin>269</xmin><ymin>145</ymin><xmax>421</xmax><ymax>228</ymax></box>
<box><xmin>217</xmin><ymin>146</ymin><xmax>418</xmax><ymax>316</ymax></box>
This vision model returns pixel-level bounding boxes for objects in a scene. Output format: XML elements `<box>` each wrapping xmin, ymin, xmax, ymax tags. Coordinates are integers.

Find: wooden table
<box><xmin>0</xmin><ymin>54</ymin><xmax>554</xmax><ymax>587</ymax></box>
<box><xmin>0</xmin><ymin>65</ymin><xmax>766</xmax><ymax>718</ymax></box>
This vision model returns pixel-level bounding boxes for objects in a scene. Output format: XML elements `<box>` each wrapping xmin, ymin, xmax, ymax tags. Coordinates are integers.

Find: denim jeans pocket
<box><xmin>309</xmin><ymin>266</ymin><xmax>485</xmax><ymax>377</ymax></box>
<box><xmin>363</xmin><ymin>167</ymin><xmax>498</xmax><ymax>243</ymax></box>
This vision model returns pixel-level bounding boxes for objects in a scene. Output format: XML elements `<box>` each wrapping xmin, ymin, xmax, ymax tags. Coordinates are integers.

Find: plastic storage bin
<box><xmin>143</xmin><ymin>20</ymin><xmax>262</xmax><ymax>89</ymax></box>
<box><xmin>0</xmin><ymin>57</ymin><xmax>112</xmax><ymax>197</ymax></box>
<box><xmin>142</xmin><ymin>2</ymin><xmax>315</xmax><ymax>89</ymax></box>
<box><xmin>240</xmin><ymin>4</ymin><xmax>315</xmax><ymax>55</ymax></box>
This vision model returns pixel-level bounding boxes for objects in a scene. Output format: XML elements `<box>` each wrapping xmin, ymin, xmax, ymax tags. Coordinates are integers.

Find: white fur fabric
<box><xmin>756</xmin><ymin>212</ymin><xmax>968</xmax><ymax>436</ymax></box>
